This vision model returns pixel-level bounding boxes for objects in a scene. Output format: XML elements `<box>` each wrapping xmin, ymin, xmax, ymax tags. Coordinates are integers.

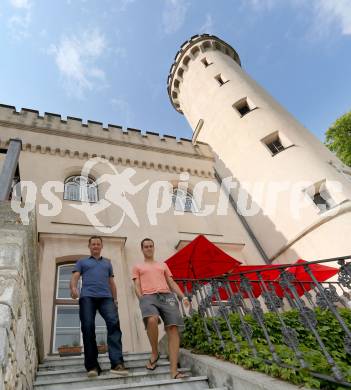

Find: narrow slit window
<box><xmin>233</xmin><ymin>97</ymin><xmax>254</xmax><ymax>117</ymax></box>
<box><xmin>312</xmin><ymin>190</ymin><xmax>335</xmax><ymax>212</ymax></box>
<box><xmin>214</xmin><ymin>74</ymin><xmax>228</xmax><ymax>86</ymax></box>
<box><xmin>266</xmin><ymin>137</ymin><xmax>285</xmax><ymax>155</ymax></box>
<box><xmin>201</xmin><ymin>57</ymin><xmax>212</xmax><ymax>67</ymax></box>
<box><xmin>308</xmin><ymin>181</ymin><xmax>336</xmax><ymax>213</ymax></box>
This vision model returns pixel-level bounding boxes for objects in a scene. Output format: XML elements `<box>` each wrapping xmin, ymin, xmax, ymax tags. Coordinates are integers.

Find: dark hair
<box><xmin>140</xmin><ymin>238</ymin><xmax>154</xmax><ymax>249</ymax></box>
<box><xmin>89</xmin><ymin>235</ymin><xmax>103</xmax><ymax>244</ymax></box>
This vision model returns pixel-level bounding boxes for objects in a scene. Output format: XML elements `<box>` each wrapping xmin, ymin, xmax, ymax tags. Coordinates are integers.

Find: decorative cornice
<box><xmin>0</xmin><ymin>137</ymin><xmax>215</xmax><ymax>179</ymax></box>
<box><xmin>167</xmin><ymin>34</ymin><xmax>241</xmax><ymax>113</ymax></box>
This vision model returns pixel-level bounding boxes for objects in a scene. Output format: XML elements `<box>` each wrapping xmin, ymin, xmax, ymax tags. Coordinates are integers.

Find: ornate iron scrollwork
<box><xmin>338</xmin><ymin>263</ymin><xmax>351</xmax><ymax>289</ymax></box>
<box><xmin>345</xmin><ymin>336</ymin><xmax>351</xmax><ymax>355</ymax></box>
<box><xmin>316</xmin><ymin>285</ymin><xmax>340</xmax><ymax>309</ymax></box>
<box><xmin>262</xmin><ymin>290</ymin><xmax>283</xmax><ymax>311</ymax></box>
<box><xmin>282</xmin><ymin>326</ymin><xmax>299</xmax><ymax>349</ymax></box>
<box><xmin>240</xmin><ymin>322</ymin><xmax>253</xmax><ymax>339</ymax></box>
<box><xmin>299</xmin><ymin>306</ymin><xmax>317</xmax><ymax>328</ymax></box>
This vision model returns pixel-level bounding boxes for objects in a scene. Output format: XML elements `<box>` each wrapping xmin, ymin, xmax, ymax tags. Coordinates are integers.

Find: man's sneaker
<box><xmin>87</xmin><ymin>369</ymin><xmax>98</xmax><ymax>378</ymax></box>
<box><xmin>110</xmin><ymin>363</ymin><xmax>128</xmax><ymax>376</ymax></box>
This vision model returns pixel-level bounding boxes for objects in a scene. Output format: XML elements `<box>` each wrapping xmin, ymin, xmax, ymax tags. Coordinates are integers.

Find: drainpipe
<box><xmin>214</xmin><ymin>168</ymin><xmax>270</xmax><ymax>264</ymax></box>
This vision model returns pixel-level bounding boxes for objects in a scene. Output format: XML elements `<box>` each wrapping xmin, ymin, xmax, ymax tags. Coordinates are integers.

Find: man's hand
<box><xmin>71</xmin><ymin>288</ymin><xmax>79</xmax><ymax>300</ymax></box>
<box><xmin>182</xmin><ymin>296</ymin><xmax>190</xmax><ymax>308</ymax></box>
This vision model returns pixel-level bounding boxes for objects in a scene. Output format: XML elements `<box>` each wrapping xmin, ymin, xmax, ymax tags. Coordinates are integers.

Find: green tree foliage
<box><xmin>325</xmin><ymin>111</ymin><xmax>351</xmax><ymax>167</ymax></box>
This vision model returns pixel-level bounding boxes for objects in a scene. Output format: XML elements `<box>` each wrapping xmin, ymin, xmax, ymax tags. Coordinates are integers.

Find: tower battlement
<box><xmin>167</xmin><ymin>34</ymin><xmax>241</xmax><ymax>113</ymax></box>
<box><xmin>0</xmin><ymin>103</ymin><xmax>212</xmax><ymax>158</ymax></box>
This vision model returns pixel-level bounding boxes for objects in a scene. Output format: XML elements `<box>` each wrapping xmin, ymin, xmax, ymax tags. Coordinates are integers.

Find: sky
<box><xmin>0</xmin><ymin>0</ymin><xmax>351</xmax><ymax>142</ymax></box>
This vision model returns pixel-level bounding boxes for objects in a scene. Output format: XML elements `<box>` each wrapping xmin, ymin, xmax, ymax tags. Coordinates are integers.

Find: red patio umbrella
<box><xmin>166</xmin><ymin>234</ymin><xmax>241</xmax><ymax>280</ymax></box>
<box><xmin>220</xmin><ymin>265</ymin><xmax>282</xmax><ymax>299</ymax></box>
<box><xmin>283</xmin><ymin>259</ymin><xmax>339</xmax><ymax>297</ymax></box>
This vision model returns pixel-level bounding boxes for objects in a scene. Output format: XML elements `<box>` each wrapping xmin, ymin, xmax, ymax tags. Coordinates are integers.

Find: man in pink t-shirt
<box><xmin>132</xmin><ymin>238</ymin><xmax>190</xmax><ymax>380</ymax></box>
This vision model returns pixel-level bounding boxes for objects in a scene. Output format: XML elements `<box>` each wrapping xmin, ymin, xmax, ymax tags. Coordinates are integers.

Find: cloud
<box><xmin>244</xmin><ymin>0</ymin><xmax>277</xmax><ymax>10</ymax></box>
<box><xmin>49</xmin><ymin>29</ymin><xmax>107</xmax><ymax>98</ymax></box>
<box><xmin>10</xmin><ymin>0</ymin><xmax>31</xmax><ymax>8</ymax></box>
<box><xmin>199</xmin><ymin>13</ymin><xmax>214</xmax><ymax>34</ymax></box>
<box><xmin>118</xmin><ymin>0</ymin><xmax>136</xmax><ymax>11</ymax></box>
<box><xmin>8</xmin><ymin>0</ymin><xmax>32</xmax><ymax>39</ymax></box>
<box><xmin>162</xmin><ymin>0</ymin><xmax>189</xmax><ymax>34</ymax></box>
<box><xmin>244</xmin><ymin>0</ymin><xmax>351</xmax><ymax>37</ymax></box>
<box><xmin>110</xmin><ymin>97</ymin><xmax>133</xmax><ymax>125</ymax></box>
<box><xmin>314</xmin><ymin>0</ymin><xmax>351</xmax><ymax>36</ymax></box>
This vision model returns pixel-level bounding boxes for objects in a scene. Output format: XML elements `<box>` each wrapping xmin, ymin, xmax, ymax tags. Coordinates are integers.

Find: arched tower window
<box><xmin>172</xmin><ymin>188</ymin><xmax>198</xmax><ymax>213</ymax></box>
<box><xmin>64</xmin><ymin>175</ymin><xmax>98</xmax><ymax>203</ymax></box>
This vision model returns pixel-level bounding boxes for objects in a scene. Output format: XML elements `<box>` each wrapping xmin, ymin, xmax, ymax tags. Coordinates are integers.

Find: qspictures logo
<box><xmin>10</xmin><ymin>157</ymin><xmax>344</xmax><ymax>233</ymax></box>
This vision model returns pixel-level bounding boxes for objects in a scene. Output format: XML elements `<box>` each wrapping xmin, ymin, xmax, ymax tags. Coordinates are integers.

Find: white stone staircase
<box><xmin>34</xmin><ymin>352</ymin><xmax>226</xmax><ymax>390</ymax></box>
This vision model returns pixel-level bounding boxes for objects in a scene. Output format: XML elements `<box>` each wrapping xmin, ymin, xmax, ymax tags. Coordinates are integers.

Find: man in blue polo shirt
<box><xmin>70</xmin><ymin>235</ymin><xmax>127</xmax><ymax>378</ymax></box>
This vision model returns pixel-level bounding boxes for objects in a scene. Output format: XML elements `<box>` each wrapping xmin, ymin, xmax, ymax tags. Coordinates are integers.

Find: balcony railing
<box><xmin>175</xmin><ymin>256</ymin><xmax>351</xmax><ymax>388</ymax></box>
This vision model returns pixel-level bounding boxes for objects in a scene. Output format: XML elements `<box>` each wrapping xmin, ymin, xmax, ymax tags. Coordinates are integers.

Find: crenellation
<box><xmin>87</xmin><ymin>120</ymin><xmax>103</xmax><ymax>126</ymax></box>
<box><xmin>0</xmin><ymin>103</ymin><xmax>214</xmax><ymax>159</ymax></box>
<box><xmin>22</xmin><ymin>108</ymin><xmax>39</xmax><ymax>115</ymax></box>
<box><xmin>0</xmin><ymin>103</ymin><xmax>16</xmax><ymax>111</ymax></box>
<box><xmin>146</xmin><ymin>131</ymin><xmax>159</xmax><ymax>136</ymax></box>
<box><xmin>44</xmin><ymin>112</ymin><xmax>61</xmax><ymax>118</ymax></box>
<box><xmin>127</xmin><ymin>127</ymin><xmax>141</xmax><ymax>133</ymax></box>
<box><xmin>108</xmin><ymin>123</ymin><xmax>122</xmax><ymax>130</ymax></box>
<box><xmin>67</xmin><ymin>116</ymin><xmax>82</xmax><ymax>122</ymax></box>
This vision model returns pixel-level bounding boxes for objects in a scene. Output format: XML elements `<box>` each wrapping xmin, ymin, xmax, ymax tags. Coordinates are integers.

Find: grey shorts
<box><xmin>139</xmin><ymin>293</ymin><xmax>184</xmax><ymax>330</ymax></box>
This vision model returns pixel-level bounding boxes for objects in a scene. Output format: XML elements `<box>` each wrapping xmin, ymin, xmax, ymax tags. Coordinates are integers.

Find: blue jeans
<box><xmin>79</xmin><ymin>297</ymin><xmax>124</xmax><ymax>371</ymax></box>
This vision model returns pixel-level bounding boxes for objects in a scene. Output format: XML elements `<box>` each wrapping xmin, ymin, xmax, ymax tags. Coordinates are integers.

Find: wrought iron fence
<box><xmin>175</xmin><ymin>255</ymin><xmax>351</xmax><ymax>388</ymax></box>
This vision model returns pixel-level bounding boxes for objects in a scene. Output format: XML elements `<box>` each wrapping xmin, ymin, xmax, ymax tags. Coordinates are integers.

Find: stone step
<box><xmin>34</xmin><ymin>368</ymin><xmax>193</xmax><ymax>389</ymax></box>
<box><xmin>43</xmin><ymin>351</ymin><xmax>164</xmax><ymax>363</ymax></box>
<box><xmin>38</xmin><ymin>354</ymin><xmax>168</xmax><ymax>369</ymax></box>
<box><xmin>35</xmin><ymin>364</ymin><xmax>175</xmax><ymax>383</ymax></box>
<box><xmin>35</xmin><ymin>376</ymin><xmax>209</xmax><ymax>390</ymax></box>
<box><xmin>37</xmin><ymin>359</ymin><xmax>169</xmax><ymax>376</ymax></box>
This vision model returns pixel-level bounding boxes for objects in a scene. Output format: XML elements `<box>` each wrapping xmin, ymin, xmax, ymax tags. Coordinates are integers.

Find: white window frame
<box><xmin>52</xmin><ymin>304</ymin><xmax>81</xmax><ymax>353</ymax></box>
<box><xmin>172</xmin><ymin>188</ymin><xmax>198</xmax><ymax>213</ymax></box>
<box><xmin>56</xmin><ymin>264</ymin><xmax>81</xmax><ymax>300</ymax></box>
<box><xmin>52</xmin><ymin>305</ymin><xmax>108</xmax><ymax>353</ymax></box>
<box><xmin>52</xmin><ymin>264</ymin><xmax>107</xmax><ymax>353</ymax></box>
<box><xmin>63</xmin><ymin>175</ymin><xmax>99</xmax><ymax>203</ymax></box>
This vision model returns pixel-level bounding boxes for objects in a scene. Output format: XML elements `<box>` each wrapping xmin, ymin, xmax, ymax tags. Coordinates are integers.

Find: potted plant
<box><xmin>97</xmin><ymin>337</ymin><xmax>108</xmax><ymax>354</ymax></box>
<box><xmin>58</xmin><ymin>339</ymin><xmax>82</xmax><ymax>357</ymax></box>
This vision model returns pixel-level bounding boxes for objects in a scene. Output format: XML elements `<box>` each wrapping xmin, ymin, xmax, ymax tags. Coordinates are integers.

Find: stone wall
<box><xmin>0</xmin><ymin>203</ymin><xmax>43</xmax><ymax>390</ymax></box>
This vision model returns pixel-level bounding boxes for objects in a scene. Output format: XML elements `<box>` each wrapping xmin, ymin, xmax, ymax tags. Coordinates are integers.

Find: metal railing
<box><xmin>0</xmin><ymin>139</ymin><xmax>22</xmax><ymax>201</ymax></box>
<box><xmin>176</xmin><ymin>256</ymin><xmax>351</xmax><ymax>387</ymax></box>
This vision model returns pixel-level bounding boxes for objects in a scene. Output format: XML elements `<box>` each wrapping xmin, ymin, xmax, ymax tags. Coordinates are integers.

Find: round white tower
<box><xmin>168</xmin><ymin>34</ymin><xmax>351</xmax><ymax>263</ymax></box>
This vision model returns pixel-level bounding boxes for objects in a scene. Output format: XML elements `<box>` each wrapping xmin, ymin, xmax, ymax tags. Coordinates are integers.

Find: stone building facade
<box><xmin>0</xmin><ymin>34</ymin><xmax>350</xmax><ymax>360</ymax></box>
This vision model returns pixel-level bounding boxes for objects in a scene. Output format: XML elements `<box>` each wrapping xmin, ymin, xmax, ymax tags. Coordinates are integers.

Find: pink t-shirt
<box><xmin>131</xmin><ymin>261</ymin><xmax>173</xmax><ymax>295</ymax></box>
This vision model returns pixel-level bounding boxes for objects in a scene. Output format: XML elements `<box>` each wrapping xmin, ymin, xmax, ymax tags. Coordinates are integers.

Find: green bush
<box><xmin>181</xmin><ymin>308</ymin><xmax>351</xmax><ymax>389</ymax></box>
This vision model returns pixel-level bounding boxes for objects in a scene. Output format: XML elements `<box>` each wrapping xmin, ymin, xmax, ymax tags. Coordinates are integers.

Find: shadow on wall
<box><xmin>213</xmin><ymin>153</ymin><xmax>299</xmax><ymax>265</ymax></box>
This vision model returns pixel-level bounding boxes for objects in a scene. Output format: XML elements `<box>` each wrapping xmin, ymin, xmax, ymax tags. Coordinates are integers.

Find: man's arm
<box><xmin>133</xmin><ymin>278</ymin><xmax>143</xmax><ymax>299</ymax></box>
<box><xmin>108</xmin><ymin>277</ymin><xmax>117</xmax><ymax>300</ymax></box>
<box><xmin>70</xmin><ymin>272</ymin><xmax>80</xmax><ymax>299</ymax></box>
<box><xmin>165</xmin><ymin>274</ymin><xmax>189</xmax><ymax>306</ymax></box>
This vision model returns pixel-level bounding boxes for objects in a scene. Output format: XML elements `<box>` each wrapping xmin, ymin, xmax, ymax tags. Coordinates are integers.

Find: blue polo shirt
<box><xmin>73</xmin><ymin>256</ymin><xmax>114</xmax><ymax>298</ymax></box>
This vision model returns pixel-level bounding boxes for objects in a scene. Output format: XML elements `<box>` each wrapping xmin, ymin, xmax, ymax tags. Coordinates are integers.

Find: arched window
<box><xmin>64</xmin><ymin>175</ymin><xmax>98</xmax><ymax>203</ymax></box>
<box><xmin>52</xmin><ymin>263</ymin><xmax>107</xmax><ymax>353</ymax></box>
<box><xmin>172</xmin><ymin>188</ymin><xmax>198</xmax><ymax>213</ymax></box>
